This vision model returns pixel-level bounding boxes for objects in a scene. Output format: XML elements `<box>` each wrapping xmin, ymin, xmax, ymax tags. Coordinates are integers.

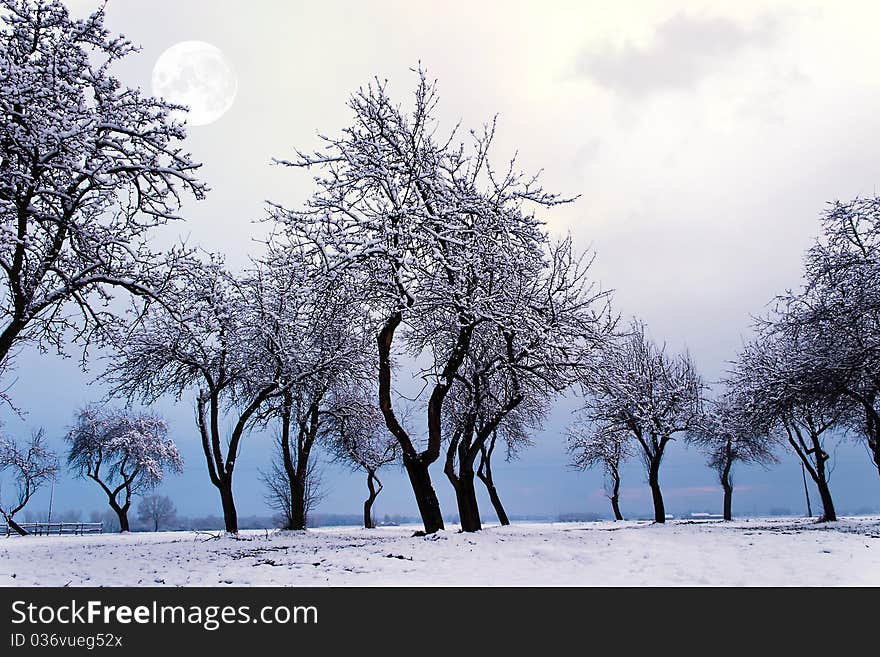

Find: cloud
<box><xmin>576</xmin><ymin>13</ymin><xmax>780</xmax><ymax>98</ymax></box>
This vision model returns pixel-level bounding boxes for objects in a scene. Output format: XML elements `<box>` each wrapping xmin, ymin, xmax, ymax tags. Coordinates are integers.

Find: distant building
<box><xmin>685</xmin><ymin>512</ymin><xmax>723</xmax><ymax>520</ymax></box>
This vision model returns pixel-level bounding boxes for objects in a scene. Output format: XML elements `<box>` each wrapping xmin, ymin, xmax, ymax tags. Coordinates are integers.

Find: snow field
<box><xmin>2</xmin><ymin>516</ymin><xmax>879</xmax><ymax>587</ymax></box>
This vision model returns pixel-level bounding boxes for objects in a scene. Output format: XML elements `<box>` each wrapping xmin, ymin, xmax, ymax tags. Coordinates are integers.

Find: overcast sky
<box><xmin>5</xmin><ymin>0</ymin><xmax>880</xmax><ymax>524</ymax></box>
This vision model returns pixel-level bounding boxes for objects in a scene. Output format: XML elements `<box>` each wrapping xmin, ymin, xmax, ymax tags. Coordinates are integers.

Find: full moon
<box><xmin>151</xmin><ymin>41</ymin><xmax>237</xmax><ymax>127</ymax></box>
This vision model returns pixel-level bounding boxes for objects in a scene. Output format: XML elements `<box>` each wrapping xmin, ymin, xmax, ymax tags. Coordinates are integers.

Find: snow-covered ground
<box><xmin>2</xmin><ymin>516</ymin><xmax>879</xmax><ymax>586</ymax></box>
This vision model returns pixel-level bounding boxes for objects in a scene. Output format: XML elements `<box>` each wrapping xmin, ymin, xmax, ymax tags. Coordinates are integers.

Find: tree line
<box><xmin>1</xmin><ymin>1</ymin><xmax>878</xmax><ymax>536</ymax></box>
<box><xmin>568</xmin><ymin>195</ymin><xmax>880</xmax><ymax>524</ymax></box>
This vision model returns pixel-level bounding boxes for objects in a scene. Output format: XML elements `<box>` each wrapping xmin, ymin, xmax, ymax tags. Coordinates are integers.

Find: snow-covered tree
<box><xmin>567</xmin><ymin>422</ymin><xmax>633</xmax><ymax>521</ymax></box>
<box><xmin>690</xmin><ymin>394</ymin><xmax>777</xmax><ymax>521</ymax></box>
<box><xmin>104</xmin><ymin>258</ymin><xmax>274</xmax><ymax>534</ymax></box>
<box><xmin>0</xmin><ymin>0</ymin><xmax>205</xmax><ymax>400</ymax></box>
<box><xmin>442</xmin><ymin>238</ymin><xmax>614</xmax><ymax>531</ymax></box>
<box><xmin>772</xmin><ymin>197</ymin><xmax>880</xmax><ymax>481</ymax></box>
<box><xmin>136</xmin><ymin>493</ymin><xmax>176</xmax><ymax>532</ymax></box>
<box><xmin>66</xmin><ymin>406</ymin><xmax>182</xmax><ymax>532</ymax></box>
<box><xmin>272</xmin><ymin>68</ymin><xmax>583</xmax><ymax>533</ymax></box>
<box><xmin>729</xmin><ymin>329</ymin><xmax>843</xmax><ymax>522</ymax></box>
<box><xmin>106</xmin><ymin>248</ymin><xmax>367</xmax><ymax>533</ymax></box>
<box><xmin>579</xmin><ymin>320</ymin><xmax>705</xmax><ymax>523</ymax></box>
<box><xmin>0</xmin><ymin>428</ymin><xmax>57</xmax><ymax>535</ymax></box>
<box><xmin>250</xmin><ymin>242</ymin><xmax>374</xmax><ymax>531</ymax></box>
<box><xmin>326</xmin><ymin>389</ymin><xmax>398</xmax><ymax>529</ymax></box>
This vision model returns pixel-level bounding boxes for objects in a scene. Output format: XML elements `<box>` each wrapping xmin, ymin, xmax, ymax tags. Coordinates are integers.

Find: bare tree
<box><xmin>66</xmin><ymin>407</ymin><xmax>182</xmax><ymax>532</ymax></box>
<box><xmin>690</xmin><ymin>394</ymin><xmax>777</xmax><ymax>521</ymax></box>
<box><xmin>106</xmin><ymin>259</ymin><xmax>280</xmax><ymax>534</ymax></box>
<box><xmin>326</xmin><ymin>389</ymin><xmax>398</xmax><ymax>529</ymax></box>
<box><xmin>442</xmin><ymin>238</ymin><xmax>614</xmax><ymax>531</ymax></box>
<box><xmin>107</xmin><ymin>249</ymin><xmax>365</xmax><ymax>533</ymax></box>
<box><xmin>730</xmin><ymin>330</ymin><xmax>843</xmax><ymax>522</ymax></box>
<box><xmin>261</xmin><ymin>442</ymin><xmax>325</xmax><ymax>530</ymax></box>
<box><xmin>272</xmin><ymin>68</ymin><xmax>575</xmax><ymax>534</ymax></box>
<box><xmin>0</xmin><ymin>429</ymin><xmax>58</xmax><ymax>535</ymax></box>
<box><xmin>0</xmin><ymin>0</ymin><xmax>205</xmax><ymax>401</ymax></box>
<box><xmin>772</xmin><ymin>197</ymin><xmax>880</xmax><ymax>480</ymax></box>
<box><xmin>250</xmin><ymin>243</ymin><xmax>373</xmax><ymax>531</ymax></box>
<box><xmin>262</xmin><ymin>389</ymin><xmax>324</xmax><ymax>531</ymax></box>
<box><xmin>579</xmin><ymin>320</ymin><xmax>705</xmax><ymax>523</ymax></box>
<box><xmin>137</xmin><ymin>494</ymin><xmax>177</xmax><ymax>532</ymax></box>
<box><xmin>567</xmin><ymin>422</ymin><xmax>633</xmax><ymax>521</ymax></box>
<box><xmin>444</xmin><ymin>364</ymin><xmax>543</xmax><ymax>531</ymax></box>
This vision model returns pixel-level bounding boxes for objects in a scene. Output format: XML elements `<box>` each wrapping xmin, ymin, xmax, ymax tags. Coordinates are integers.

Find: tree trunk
<box><xmin>456</xmin><ymin>468</ymin><xmax>481</xmax><ymax>533</ymax></box>
<box><xmin>814</xmin><ymin>457</ymin><xmax>837</xmax><ymax>522</ymax></box>
<box><xmin>403</xmin><ymin>455</ymin><xmax>444</xmax><ymax>534</ymax></box>
<box><xmin>290</xmin><ymin>472</ymin><xmax>307</xmax><ymax>531</ymax></box>
<box><xmin>815</xmin><ymin>479</ymin><xmax>836</xmax><ymax>522</ymax></box>
<box><xmin>196</xmin><ymin>393</ymin><xmax>242</xmax><ymax>535</ymax></box>
<box><xmin>788</xmin><ymin>423</ymin><xmax>836</xmax><ymax>523</ymax></box>
<box><xmin>610</xmin><ymin>469</ymin><xmax>623</xmax><ymax>521</ymax></box>
<box><xmin>278</xmin><ymin>400</ymin><xmax>299</xmax><ymax>531</ymax></box>
<box><xmin>6</xmin><ymin>517</ymin><xmax>28</xmax><ymax>536</ymax></box>
<box><xmin>722</xmin><ymin>482</ymin><xmax>733</xmax><ymax>521</ymax></box>
<box><xmin>483</xmin><ymin>478</ymin><xmax>510</xmax><ymax>526</ymax></box>
<box><xmin>870</xmin><ymin>438</ymin><xmax>880</xmax><ymax>480</ymax></box>
<box><xmin>610</xmin><ymin>495</ymin><xmax>623</xmax><ymax>522</ymax></box>
<box><xmin>445</xmin><ymin>432</ymin><xmax>482</xmax><ymax>532</ymax></box>
<box><xmin>648</xmin><ymin>459</ymin><xmax>666</xmax><ymax>523</ymax></box>
<box><xmin>378</xmin><ymin>312</ymin><xmax>464</xmax><ymax>535</ymax></box>
<box><xmin>115</xmin><ymin>507</ymin><xmax>130</xmax><ymax>532</ymax></box>
<box><xmin>721</xmin><ymin>457</ymin><xmax>733</xmax><ymax>521</ymax></box>
<box><xmin>477</xmin><ymin>439</ymin><xmax>510</xmax><ymax>526</ymax></box>
<box><xmin>363</xmin><ymin>499</ymin><xmax>375</xmax><ymax>530</ymax></box>
<box><xmin>219</xmin><ymin>483</ymin><xmax>238</xmax><ymax>533</ymax></box>
<box><xmin>277</xmin><ymin>397</ymin><xmax>317</xmax><ymax>531</ymax></box>
<box><xmin>364</xmin><ymin>470</ymin><xmax>381</xmax><ymax>529</ymax></box>
<box><xmin>109</xmin><ymin>500</ymin><xmax>130</xmax><ymax>533</ymax></box>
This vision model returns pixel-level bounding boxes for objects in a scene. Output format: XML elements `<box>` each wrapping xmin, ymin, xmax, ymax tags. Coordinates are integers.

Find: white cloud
<box><xmin>577</xmin><ymin>12</ymin><xmax>781</xmax><ymax>98</ymax></box>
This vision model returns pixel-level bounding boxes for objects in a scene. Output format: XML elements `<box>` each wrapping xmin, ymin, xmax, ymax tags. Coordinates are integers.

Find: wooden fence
<box><xmin>1</xmin><ymin>521</ymin><xmax>103</xmax><ymax>537</ymax></box>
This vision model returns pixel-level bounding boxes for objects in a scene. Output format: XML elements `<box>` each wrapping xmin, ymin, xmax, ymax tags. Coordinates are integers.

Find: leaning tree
<box><xmin>0</xmin><ymin>0</ymin><xmax>205</xmax><ymax>401</ymax></box>
<box><xmin>273</xmin><ymin>68</ymin><xmax>578</xmax><ymax>533</ymax></box>
<box><xmin>567</xmin><ymin>422</ymin><xmax>632</xmax><ymax>521</ymax></box>
<box><xmin>580</xmin><ymin>320</ymin><xmax>705</xmax><ymax>523</ymax></box>
<box><xmin>689</xmin><ymin>393</ymin><xmax>777</xmax><ymax>521</ymax></box>
<box><xmin>66</xmin><ymin>406</ymin><xmax>182</xmax><ymax>532</ymax></box>
<box><xmin>0</xmin><ymin>429</ymin><xmax>57</xmax><ymax>535</ymax></box>
<box><xmin>731</xmin><ymin>328</ymin><xmax>844</xmax><ymax>522</ymax></box>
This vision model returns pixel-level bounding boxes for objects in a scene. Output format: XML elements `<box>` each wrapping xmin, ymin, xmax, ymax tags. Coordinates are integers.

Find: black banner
<box><xmin>0</xmin><ymin>586</ymin><xmax>873</xmax><ymax>652</ymax></box>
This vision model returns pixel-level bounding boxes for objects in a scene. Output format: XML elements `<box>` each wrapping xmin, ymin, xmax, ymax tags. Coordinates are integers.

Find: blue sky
<box><xmin>3</xmin><ymin>0</ymin><xmax>880</xmax><ymax>523</ymax></box>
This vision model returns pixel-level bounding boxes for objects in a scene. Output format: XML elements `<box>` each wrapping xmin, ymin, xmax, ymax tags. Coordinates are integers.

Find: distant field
<box><xmin>2</xmin><ymin>517</ymin><xmax>879</xmax><ymax>586</ymax></box>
